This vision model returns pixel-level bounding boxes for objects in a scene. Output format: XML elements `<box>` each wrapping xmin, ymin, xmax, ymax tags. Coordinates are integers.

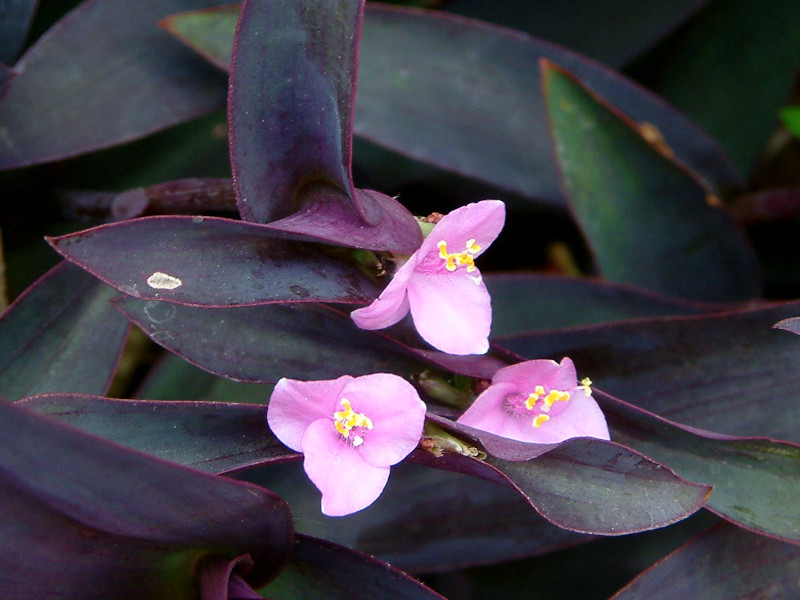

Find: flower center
<box><xmin>333</xmin><ymin>398</ymin><xmax>373</xmax><ymax>447</ymax></box>
<box><xmin>504</xmin><ymin>378</ymin><xmax>592</xmax><ymax>428</ymax></box>
<box><xmin>505</xmin><ymin>386</ymin><xmax>571</xmax><ymax>428</ymax></box>
<box><xmin>437</xmin><ymin>239</ymin><xmax>481</xmax><ymax>273</ymax></box>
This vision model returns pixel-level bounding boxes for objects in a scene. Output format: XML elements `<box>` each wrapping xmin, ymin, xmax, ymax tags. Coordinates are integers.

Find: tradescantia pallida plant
<box><xmin>2</xmin><ymin>0</ymin><xmax>800</xmax><ymax>597</ymax></box>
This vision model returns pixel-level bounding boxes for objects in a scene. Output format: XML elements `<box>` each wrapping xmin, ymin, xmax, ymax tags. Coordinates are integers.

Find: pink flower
<box><xmin>456</xmin><ymin>358</ymin><xmax>610</xmax><ymax>444</ymax></box>
<box><xmin>351</xmin><ymin>200</ymin><xmax>505</xmax><ymax>356</ymax></box>
<box><xmin>267</xmin><ymin>373</ymin><xmax>427</xmax><ymax>516</ymax></box>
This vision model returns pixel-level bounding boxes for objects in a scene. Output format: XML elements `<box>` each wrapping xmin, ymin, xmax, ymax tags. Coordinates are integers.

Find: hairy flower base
<box><xmin>267</xmin><ymin>374</ymin><xmax>427</xmax><ymax>516</ymax></box>
<box><xmin>351</xmin><ymin>200</ymin><xmax>506</xmax><ymax>355</ymax></box>
<box><xmin>457</xmin><ymin>358</ymin><xmax>609</xmax><ymax>444</ymax></box>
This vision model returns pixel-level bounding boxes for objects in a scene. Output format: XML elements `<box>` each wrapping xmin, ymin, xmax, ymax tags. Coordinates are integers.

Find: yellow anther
<box><xmin>580</xmin><ymin>377</ymin><xmax>592</xmax><ymax>396</ymax></box>
<box><xmin>532</xmin><ymin>414</ymin><xmax>550</xmax><ymax>428</ymax></box>
<box><xmin>437</xmin><ymin>239</ymin><xmax>479</xmax><ymax>273</ymax></box>
<box><xmin>333</xmin><ymin>398</ymin><xmax>373</xmax><ymax>442</ymax></box>
<box><xmin>524</xmin><ymin>385</ymin><xmax>546</xmax><ymax>410</ymax></box>
<box><xmin>542</xmin><ymin>390</ymin><xmax>570</xmax><ymax>412</ymax></box>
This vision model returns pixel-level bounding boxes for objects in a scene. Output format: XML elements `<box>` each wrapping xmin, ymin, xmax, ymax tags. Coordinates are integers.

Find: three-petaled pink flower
<box><xmin>267</xmin><ymin>373</ymin><xmax>427</xmax><ymax>516</ymax></box>
<box><xmin>456</xmin><ymin>358</ymin><xmax>610</xmax><ymax>444</ymax></box>
<box><xmin>351</xmin><ymin>200</ymin><xmax>506</xmax><ymax>356</ymax></box>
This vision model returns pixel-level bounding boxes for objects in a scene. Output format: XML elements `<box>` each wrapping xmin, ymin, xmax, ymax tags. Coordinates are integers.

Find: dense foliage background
<box><xmin>2</xmin><ymin>0</ymin><xmax>800</xmax><ymax>598</ymax></box>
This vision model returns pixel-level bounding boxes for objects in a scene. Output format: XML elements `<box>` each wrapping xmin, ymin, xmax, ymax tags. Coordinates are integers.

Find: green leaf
<box><xmin>542</xmin><ymin>60</ymin><xmax>760</xmax><ymax>302</ymax></box>
<box><xmin>0</xmin><ymin>262</ymin><xmax>128</xmax><ymax>401</ymax></box>
<box><xmin>780</xmin><ymin>106</ymin><xmax>800</xmax><ymax>140</ymax></box>
<box><xmin>633</xmin><ymin>0</ymin><xmax>800</xmax><ymax>175</ymax></box>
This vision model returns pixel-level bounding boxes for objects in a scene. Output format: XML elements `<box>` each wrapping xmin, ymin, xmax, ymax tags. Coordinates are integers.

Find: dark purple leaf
<box><xmin>0</xmin><ymin>400</ymin><xmax>293</xmax><ymax>599</ymax></box>
<box><xmin>596</xmin><ymin>390</ymin><xmax>800</xmax><ymax>544</ymax></box>
<box><xmin>260</xmin><ymin>534</ymin><xmax>447</xmax><ymax>599</ymax></box>
<box><xmin>247</xmin><ymin>460</ymin><xmax>590</xmax><ymax>573</ymax></box>
<box><xmin>163</xmin><ymin>3</ymin><xmax>741</xmax><ymax>206</ymax></box>
<box><xmin>21</xmin><ymin>394</ymin><xmax>589</xmax><ymax>570</ymax></box>
<box><xmin>486</xmin><ymin>273</ymin><xmax>717</xmax><ymax>336</ymax></box>
<box><xmin>19</xmin><ymin>394</ymin><xmax>285</xmax><ymax>474</ymax></box>
<box><xmin>262</xmin><ymin>187</ymin><xmax>423</xmax><ymax>253</ymax></box>
<box><xmin>0</xmin><ymin>62</ymin><xmax>15</xmax><ymax>101</ymax></box>
<box><xmin>229</xmin><ymin>0</ymin><xmax>360</xmax><ymax>224</ymax></box>
<box><xmin>0</xmin><ymin>262</ymin><xmax>128</xmax><ymax>401</ymax></box>
<box><xmin>442</xmin><ymin>0</ymin><xmax>711</xmax><ymax>68</ymax></box>
<box><xmin>542</xmin><ymin>60</ymin><xmax>760</xmax><ymax>302</ymax></box>
<box><xmin>730</xmin><ymin>187</ymin><xmax>800</xmax><ymax>225</ymax></box>
<box><xmin>0</xmin><ymin>0</ymin><xmax>227</xmax><ymax>170</ymax></box>
<box><xmin>112</xmin><ymin>298</ymin><xmax>430</xmax><ymax>383</ymax></box>
<box><xmin>611</xmin><ymin>523</ymin><xmax>800</xmax><ymax>599</ymax></box>
<box><xmin>49</xmin><ymin>216</ymin><xmax>382</xmax><ymax>307</ymax></box>
<box><xmin>0</xmin><ymin>0</ymin><xmax>37</xmax><ymax>65</ymax></box>
<box><xmin>199</xmin><ymin>555</ymin><xmax>263</xmax><ymax>600</ymax></box>
<box><xmin>416</xmin><ymin>415</ymin><xmax>711</xmax><ymax>536</ymax></box>
<box><xmin>228</xmin><ymin>0</ymin><xmax>421</xmax><ymax>252</ymax></box>
<box><xmin>496</xmin><ymin>301</ymin><xmax>800</xmax><ymax>443</ymax></box>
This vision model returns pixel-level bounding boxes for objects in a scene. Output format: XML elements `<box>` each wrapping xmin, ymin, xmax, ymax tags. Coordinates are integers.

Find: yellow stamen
<box><xmin>580</xmin><ymin>377</ymin><xmax>592</xmax><ymax>396</ymax></box>
<box><xmin>524</xmin><ymin>385</ymin><xmax>546</xmax><ymax>410</ymax></box>
<box><xmin>333</xmin><ymin>398</ymin><xmax>373</xmax><ymax>444</ymax></box>
<box><xmin>533</xmin><ymin>414</ymin><xmax>550</xmax><ymax>428</ymax></box>
<box><xmin>437</xmin><ymin>239</ymin><xmax>480</xmax><ymax>273</ymax></box>
<box><xmin>542</xmin><ymin>390</ymin><xmax>570</xmax><ymax>412</ymax></box>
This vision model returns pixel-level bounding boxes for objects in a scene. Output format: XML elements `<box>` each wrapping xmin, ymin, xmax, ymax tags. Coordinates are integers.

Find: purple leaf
<box><xmin>250</xmin><ymin>460</ymin><xmax>590</xmax><ymax>573</ymax></box>
<box><xmin>496</xmin><ymin>300</ymin><xmax>800</xmax><ymax>443</ymax></box>
<box><xmin>0</xmin><ymin>400</ymin><xmax>293</xmax><ymax>598</ymax></box>
<box><xmin>596</xmin><ymin>389</ymin><xmax>800</xmax><ymax>543</ymax></box>
<box><xmin>416</xmin><ymin>415</ymin><xmax>711</xmax><ymax>536</ymax></box>
<box><xmin>0</xmin><ymin>62</ymin><xmax>14</xmax><ymax>102</ymax></box>
<box><xmin>199</xmin><ymin>555</ymin><xmax>263</xmax><ymax>600</ymax></box>
<box><xmin>48</xmin><ymin>216</ymin><xmax>382</xmax><ymax>307</ymax></box>
<box><xmin>542</xmin><ymin>60</ymin><xmax>760</xmax><ymax>302</ymax></box>
<box><xmin>164</xmin><ymin>3</ymin><xmax>742</xmax><ymax>205</ymax></box>
<box><xmin>486</xmin><ymin>273</ymin><xmax>720</xmax><ymax>336</ymax></box>
<box><xmin>260</xmin><ymin>534</ymin><xmax>448</xmax><ymax>599</ymax></box>
<box><xmin>112</xmin><ymin>298</ymin><xmax>430</xmax><ymax>383</ymax></box>
<box><xmin>22</xmin><ymin>395</ymin><xmax>590</xmax><ymax>570</ymax></box>
<box><xmin>19</xmin><ymin>394</ymin><xmax>287</xmax><ymax>474</ymax></box>
<box><xmin>0</xmin><ymin>0</ymin><xmax>37</xmax><ymax>65</ymax></box>
<box><xmin>228</xmin><ymin>0</ymin><xmax>421</xmax><ymax>251</ymax></box>
<box><xmin>0</xmin><ymin>262</ymin><xmax>128</xmax><ymax>400</ymax></box>
<box><xmin>610</xmin><ymin>523</ymin><xmax>800</xmax><ymax>599</ymax></box>
<box><xmin>0</xmin><ymin>0</ymin><xmax>227</xmax><ymax>170</ymax></box>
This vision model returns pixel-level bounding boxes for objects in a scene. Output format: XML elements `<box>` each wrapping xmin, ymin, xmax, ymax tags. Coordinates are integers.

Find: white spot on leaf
<box><xmin>146</xmin><ymin>271</ymin><xmax>182</xmax><ymax>290</ymax></box>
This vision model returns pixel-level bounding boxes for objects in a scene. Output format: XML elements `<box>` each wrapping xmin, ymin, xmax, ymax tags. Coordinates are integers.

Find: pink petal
<box><xmin>493</xmin><ymin>357</ymin><xmax>578</xmax><ymax>391</ymax></box>
<box><xmin>530</xmin><ymin>389</ymin><xmax>610</xmax><ymax>443</ymax></box>
<box><xmin>417</xmin><ymin>200</ymin><xmax>505</xmax><ymax>259</ymax></box>
<box><xmin>267</xmin><ymin>376</ymin><xmax>352</xmax><ymax>451</ymax></box>
<box><xmin>340</xmin><ymin>373</ymin><xmax>427</xmax><ymax>468</ymax></box>
<box><xmin>350</xmin><ymin>256</ymin><xmax>416</xmax><ymax>330</ymax></box>
<box><xmin>456</xmin><ymin>382</ymin><xmax>520</xmax><ymax>435</ymax></box>
<box><xmin>407</xmin><ymin>271</ymin><xmax>492</xmax><ymax>355</ymax></box>
<box><xmin>301</xmin><ymin>419</ymin><xmax>391</xmax><ymax>516</ymax></box>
